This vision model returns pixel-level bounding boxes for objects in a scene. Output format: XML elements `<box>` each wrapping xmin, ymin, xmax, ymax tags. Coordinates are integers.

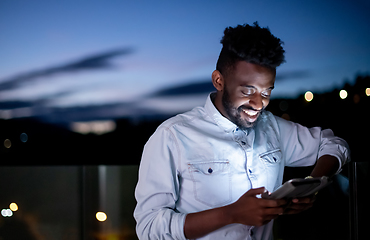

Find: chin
<box><xmin>238</xmin><ymin>124</ymin><xmax>254</xmax><ymax>131</ymax></box>
<box><xmin>237</xmin><ymin>116</ymin><xmax>260</xmax><ymax>130</ymax></box>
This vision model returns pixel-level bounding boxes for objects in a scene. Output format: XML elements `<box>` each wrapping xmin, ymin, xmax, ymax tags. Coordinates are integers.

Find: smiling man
<box><xmin>134</xmin><ymin>23</ymin><xmax>350</xmax><ymax>240</ymax></box>
<box><xmin>214</xmin><ymin>61</ymin><xmax>275</xmax><ymax>130</ymax></box>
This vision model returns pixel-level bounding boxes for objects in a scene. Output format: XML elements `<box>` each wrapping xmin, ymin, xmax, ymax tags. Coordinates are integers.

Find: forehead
<box><xmin>226</xmin><ymin>61</ymin><xmax>276</xmax><ymax>88</ymax></box>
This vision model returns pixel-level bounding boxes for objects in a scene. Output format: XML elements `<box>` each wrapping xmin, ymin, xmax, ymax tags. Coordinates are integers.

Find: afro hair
<box><xmin>216</xmin><ymin>22</ymin><xmax>285</xmax><ymax>75</ymax></box>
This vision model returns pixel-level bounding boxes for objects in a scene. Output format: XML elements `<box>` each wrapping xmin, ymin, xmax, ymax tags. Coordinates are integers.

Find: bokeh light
<box><xmin>281</xmin><ymin>113</ymin><xmax>290</xmax><ymax>121</ymax></box>
<box><xmin>20</xmin><ymin>133</ymin><xmax>28</xmax><ymax>143</ymax></box>
<box><xmin>304</xmin><ymin>91</ymin><xmax>314</xmax><ymax>102</ymax></box>
<box><xmin>279</xmin><ymin>100</ymin><xmax>289</xmax><ymax>111</ymax></box>
<box><xmin>1</xmin><ymin>209</ymin><xmax>13</xmax><ymax>217</ymax></box>
<box><xmin>96</xmin><ymin>211</ymin><xmax>107</xmax><ymax>222</ymax></box>
<box><xmin>70</xmin><ymin>121</ymin><xmax>116</xmax><ymax>135</ymax></box>
<box><xmin>339</xmin><ymin>90</ymin><xmax>348</xmax><ymax>99</ymax></box>
<box><xmin>366</xmin><ymin>88</ymin><xmax>370</xmax><ymax>96</ymax></box>
<box><xmin>353</xmin><ymin>94</ymin><xmax>360</xmax><ymax>104</ymax></box>
<box><xmin>4</xmin><ymin>139</ymin><xmax>11</xmax><ymax>148</ymax></box>
<box><xmin>9</xmin><ymin>203</ymin><xmax>18</xmax><ymax>211</ymax></box>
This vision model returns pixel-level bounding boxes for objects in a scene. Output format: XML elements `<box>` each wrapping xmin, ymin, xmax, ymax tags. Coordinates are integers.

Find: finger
<box><xmin>283</xmin><ymin>203</ymin><xmax>313</xmax><ymax>214</ymax></box>
<box><xmin>289</xmin><ymin>203</ymin><xmax>313</xmax><ymax>210</ymax></box>
<box><xmin>266</xmin><ymin>213</ymin><xmax>282</xmax><ymax>221</ymax></box>
<box><xmin>283</xmin><ymin>208</ymin><xmax>301</xmax><ymax>215</ymax></box>
<box><xmin>246</xmin><ymin>187</ymin><xmax>266</xmax><ymax>196</ymax></box>
<box><xmin>292</xmin><ymin>197</ymin><xmax>315</xmax><ymax>204</ymax></box>
<box><xmin>265</xmin><ymin>206</ymin><xmax>285</xmax><ymax>216</ymax></box>
<box><xmin>283</xmin><ymin>202</ymin><xmax>314</xmax><ymax>214</ymax></box>
<box><xmin>276</xmin><ymin>198</ymin><xmax>288</xmax><ymax>206</ymax></box>
<box><xmin>264</xmin><ymin>210</ymin><xmax>285</xmax><ymax>222</ymax></box>
<box><xmin>260</xmin><ymin>198</ymin><xmax>287</xmax><ymax>208</ymax></box>
<box><xmin>289</xmin><ymin>203</ymin><xmax>313</xmax><ymax>209</ymax></box>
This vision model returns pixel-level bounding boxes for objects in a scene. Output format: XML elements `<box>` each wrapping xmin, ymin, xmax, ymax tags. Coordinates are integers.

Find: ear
<box><xmin>212</xmin><ymin>70</ymin><xmax>224</xmax><ymax>92</ymax></box>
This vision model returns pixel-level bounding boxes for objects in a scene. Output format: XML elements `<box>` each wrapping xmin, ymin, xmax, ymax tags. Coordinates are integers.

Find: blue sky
<box><xmin>0</xmin><ymin>0</ymin><xmax>369</xmax><ymax>123</ymax></box>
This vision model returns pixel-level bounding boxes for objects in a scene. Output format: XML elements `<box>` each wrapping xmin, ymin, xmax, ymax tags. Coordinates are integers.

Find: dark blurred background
<box><xmin>1</xmin><ymin>1</ymin><xmax>369</xmax><ymax>240</ymax></box>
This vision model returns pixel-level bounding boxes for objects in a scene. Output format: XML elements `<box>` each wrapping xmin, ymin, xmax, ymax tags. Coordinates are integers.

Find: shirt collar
<box><xmin>204</xmin><ymin>92</ymin><xmax>238</xmax><ymax>133</ymax></box>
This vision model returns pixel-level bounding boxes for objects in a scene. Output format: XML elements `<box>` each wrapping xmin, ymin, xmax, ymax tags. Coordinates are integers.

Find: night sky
<box><xmin>1</xmin><ymin>0</ymin><xmax>369</xmax><ymax>123</ymax></box>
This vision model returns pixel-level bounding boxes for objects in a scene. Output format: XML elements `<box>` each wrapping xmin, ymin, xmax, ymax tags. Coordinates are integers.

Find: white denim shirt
<box><xmin>134</xmin><ymin>93</ymin><xmax>350</xmax><ymax>240</ymax></box>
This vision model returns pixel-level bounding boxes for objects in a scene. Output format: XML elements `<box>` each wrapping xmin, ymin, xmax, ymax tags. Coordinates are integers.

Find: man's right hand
<box><xmin>225</xmin><ymin>187</ymin><xmax>287</xmax><ymax>226</ymax></box>
<box><xmin>184</xmin><ymin>187</ymin><xmax>287</xmax><ymax>239</ymax></box>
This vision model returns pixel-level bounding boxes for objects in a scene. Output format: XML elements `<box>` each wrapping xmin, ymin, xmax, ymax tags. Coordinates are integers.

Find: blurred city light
<box><xmin>304</xmin><ymin>91</ymin><xmax>314</xmax><ymax>102</ymax></box>
<box><xmin>70</xmin><ymin>120</ymin><xmax>116</xmax><ymax>135</ymax></box>
<box><xmin>353</xmin><ymin>94</ymin><xmax>360</xmax><ymax>104</ymax></box>
<box><xmin>106</xmin><ymin>233</ymin><xmax>120</xmax><ymax>240</ymax></box>
<box><xmin>20</xmin><ymin>133</ymin><xmax>28</xmax><ymax>143</ymax></box>
<box><xmin>4</xmin><ymin>139</ymin><xmax>11</xmax><ymax>148</ymax></box>
<box><xmin>0</xmin><ymin>110</ymin><xmax>13</xmax><ymax>119</ymax></box>
<box><xmin>339</xmin><ymin>90</ymin><xmax>348</xmax><ymax>99</ymax></box>
<box><xmin>281</xmin><ymin>113</ymin><xmax>290</xmax><ymax>121</ymax></box>
<box><xmin>279</xmin><ymin>100</ymin><xmax>289</xmax><ymax>111</ymax></box>
<box><xmin>366</xmin><ymin>88</ymin><xmax>370</xmax><ymax>96</ymax></box>
<box><xmin>96</xmin><ymin>211</ymin><xmax>107</xmax><ymax>222</ymax></box>
<box><xmin>0</xmin><ymin>108</ymin><xmax>32</xmax><ymax>120</ymax></box>
<box><xmin>1</xmin><ymin>209</ymin><xmax>13</xmax><ymax>217</ymax></box>
<box><xmin>9</xmin><ymin>203</ymin><xmax>18</xmax><ymax>211</ymax></box>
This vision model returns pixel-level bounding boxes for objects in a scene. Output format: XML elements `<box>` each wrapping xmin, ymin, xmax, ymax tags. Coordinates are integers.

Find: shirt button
<box><xmin>241</xmin><ymin>141</ymin><xmax>246</xmax><ymax>145</ymax></box>
<box><xmin>249</xmin><ymin>169</ymin><xmax>252</xmax><ymax>174</ymax></box>
<box><xmin>208</xmin><ymin>168</ymin><xmax>213</xmax><ymax>174</ymax></box>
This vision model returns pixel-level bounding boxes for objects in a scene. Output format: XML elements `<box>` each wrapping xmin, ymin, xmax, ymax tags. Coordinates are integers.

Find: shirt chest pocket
<box><xmin>259</xmin><ymin>149</ymin><xmax>282</xmax><ymax>164</ymax></box>
<box><xmin>187</xmin><ymin>160</ymin><xmax>231</xmax><ymax>207</ymax></box>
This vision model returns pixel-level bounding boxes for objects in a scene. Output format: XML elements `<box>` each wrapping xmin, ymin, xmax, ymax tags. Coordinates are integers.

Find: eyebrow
<box><xmin>242</xmin><ymin>85</ymin><xmax>275</xmax><ymax>90</ymax></box>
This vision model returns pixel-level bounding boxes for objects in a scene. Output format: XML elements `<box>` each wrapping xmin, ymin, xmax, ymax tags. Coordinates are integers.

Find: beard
<box><xmin>221</xmin><ymin>88</ymin><xmax>264</xmax><ymax>130</ymax></box>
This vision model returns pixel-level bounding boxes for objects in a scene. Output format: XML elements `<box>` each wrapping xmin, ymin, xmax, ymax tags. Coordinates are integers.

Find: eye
<box><xmin>261</xmin><ymin>89</ymin><xmax>272</xmax><ymax>98</ymax></box>
<box><xmin>242</xmin><ymin>88</ymin><xmax>256</xmax><ymax>96</ymax></box>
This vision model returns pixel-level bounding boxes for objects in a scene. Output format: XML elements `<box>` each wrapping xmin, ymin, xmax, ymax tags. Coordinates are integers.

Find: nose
<box><xmin>249</xmin><ymin>94</ymin><xmax>264</xmax><ymax>111</ymax></box>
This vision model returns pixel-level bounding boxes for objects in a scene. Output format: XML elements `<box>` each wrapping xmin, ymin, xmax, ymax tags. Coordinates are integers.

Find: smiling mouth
<box><xmin>242</xmin><ymin>109</ymin><xmax>259</xmax><ymax>116</ymax></box>
<box><xmin>240</xmin><ymin>108</ymin><xmax>260</xmax><ymax>124</ymax></box>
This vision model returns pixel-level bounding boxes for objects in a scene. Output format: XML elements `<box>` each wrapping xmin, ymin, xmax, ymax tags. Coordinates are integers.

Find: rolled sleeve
<box><xmin>318</xmin><ymin>129</ymin><xmax>351</xmax><ymax>174</ymax></box>
<box><xmin>134</xmin><ymin>125</ymin><xmax>187</xmax><ymax>240</ymax></box>
<box><xmin>135</xmin><ymin>207</ymin><xmax>187</xmax><ymax>240</ymax></box>
<box><xmin>276</xmin><ymin>116</ymin><xmax>350</xmax><ymax>172</ymax></box>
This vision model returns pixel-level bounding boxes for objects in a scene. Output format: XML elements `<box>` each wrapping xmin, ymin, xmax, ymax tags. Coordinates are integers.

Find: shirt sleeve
<box><xmin>134</xmin><ymin>125</ymin><xmax>187</xmax><ymax>240</ymax></box>
<box><xmin>275</xmin><ymin>116</ymin><xmax>350</xmax><ymax>173</ymax></box>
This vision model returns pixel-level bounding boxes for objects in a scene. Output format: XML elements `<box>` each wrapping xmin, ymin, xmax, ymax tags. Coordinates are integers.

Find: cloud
<box><xmin>0</xmin><ymin>47</ymin><xmax>134</xmax><ymax>91</ymax></box>
<box><xmin>275</xmin><ymin>70</ymin><xmax>311</xmax><ymax>81</ymax></box>
<box><xmin>0</xmin><ymin>100</ymin><xmax>35</xmax><ymax>110</ymax></box>
<box><xmin>0</xmin><ymin>62</ymin><xmax>312</xmax><ymax>124</ymax></box>
<box><xmin>151</xmin><ymin>80</ymin><xmax>214</xmax><ymax>97</ymax></box>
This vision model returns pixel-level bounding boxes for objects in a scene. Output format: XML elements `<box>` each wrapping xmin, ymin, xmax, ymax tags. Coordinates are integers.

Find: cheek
<box><xmin>262</xmin><ymin>99</ymin><xmax>270</xmax><ymax>108</ymax></box>
<box><xmin>228</xmin><ymin>92</ymin><xmax>247</xmax><ymax>107</ymax></box>
<box><xmin>237</xmin><ymin>98</ymin><xmax>251</xmax><ymax>108</ymax></box>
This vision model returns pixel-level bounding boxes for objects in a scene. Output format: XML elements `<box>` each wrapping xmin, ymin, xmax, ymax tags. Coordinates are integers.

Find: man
<box><xmin>134</xmin><ymin>23</ymin><xmax>350</xmax><ymax>240</ymax></box>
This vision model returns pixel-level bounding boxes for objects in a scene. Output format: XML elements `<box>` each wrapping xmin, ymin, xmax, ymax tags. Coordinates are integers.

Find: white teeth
<box><xmin>243</xmin><ymin>109</ymin><xmax>258</xmax><ymax>116</ymax></box>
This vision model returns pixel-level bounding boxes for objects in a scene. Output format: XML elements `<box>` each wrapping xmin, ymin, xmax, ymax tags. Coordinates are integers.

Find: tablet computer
<box><xmin>261</xmin><ymin>176</ymin><xmax>331</xmax><ymax>199</ymax></box>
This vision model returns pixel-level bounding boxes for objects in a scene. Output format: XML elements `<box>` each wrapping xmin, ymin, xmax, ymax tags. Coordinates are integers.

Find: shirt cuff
<box><xmin>318</xmin><ymin>145</ymin><xmax>350</xmax><ymax>175</ymax></box>
<box><xmin>174</xmin><ymin>212</ymin><xmax>187</xmax><ymax>240</ymax></box>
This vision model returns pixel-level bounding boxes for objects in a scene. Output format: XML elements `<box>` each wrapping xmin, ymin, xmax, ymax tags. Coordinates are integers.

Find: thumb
<box><xmin>246</xmin><ymin>187</ymin><xmax>266</xmax><ymax>196</ymax></box>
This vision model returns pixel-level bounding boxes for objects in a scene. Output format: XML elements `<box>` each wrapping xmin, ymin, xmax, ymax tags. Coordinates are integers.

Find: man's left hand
<box><xmin>283</xmin><ymin>195</ymin><xmax>316</xmax><ymax>215</ymax></box>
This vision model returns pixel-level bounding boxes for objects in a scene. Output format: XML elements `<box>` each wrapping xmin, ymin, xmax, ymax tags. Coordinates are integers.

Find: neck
<box><xmin>211</xmin><ymin>91</ymin><xmax>227</xmax><ymax>119</ymax></box>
